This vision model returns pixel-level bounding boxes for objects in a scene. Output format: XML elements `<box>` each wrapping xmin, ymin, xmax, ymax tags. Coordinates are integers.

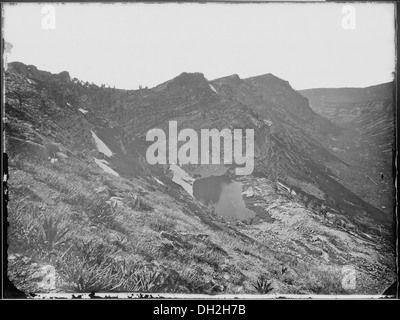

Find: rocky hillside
<box><xmin>5</xmin><ymin>62</ymin><xmax>395</xmax><ymax>295</ymax></box>
<box><xmin>300</xmin><ymin>83</ymin><xmax>395</xmax><ymax>216</ymax></box>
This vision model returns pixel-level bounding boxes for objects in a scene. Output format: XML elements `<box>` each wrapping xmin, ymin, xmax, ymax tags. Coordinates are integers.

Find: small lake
<box><xmin>193</xmin><ymin>175</ymin><xmax>256</xmax><ymax>221</ymax></box>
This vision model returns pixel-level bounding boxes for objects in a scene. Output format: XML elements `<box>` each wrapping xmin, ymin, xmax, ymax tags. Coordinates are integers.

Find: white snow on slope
<box><xmin>79</xmin><ymin>108</ymin><xmax>89</xmax><ymax>114</ymax></box>
<box><xmin>154</xmin><ymin>177</ymin><xmax>165</xmax><ymax>185</ymax></box>
<box><xmin>91</xmin><ymin>130</ymin><xmax>113</xmax><ymax>157</ymax></box>
<box><xmin>209</xmin><ymin>84</ymin><xmax>217</xmax><ymax>93</ymax></box>
<box><xmin>170</xmin><ymin>164</ymin><xmax>195</xmax><ymax>196</ymax></box>
<box><xmin>93</xmin><ymin>157</ymin><xmax>119</xmax><ymax>177</ymax></box>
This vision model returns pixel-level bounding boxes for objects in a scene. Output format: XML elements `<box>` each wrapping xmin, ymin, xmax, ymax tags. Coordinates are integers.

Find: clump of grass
<box><xmin>61</xmin><ymin>255</ymin><xmax>118</xmax><ymax>292</ymax></box>
<box><xmin>185</xmin><ymin>246</ymin><xmax>225</xmax><ymax>270</ymax></box>
<box><xmin>173</xmin><ymin>268</ymin><xmax>213</xmax><ymax>294</ymax></box>
<box><xmin>39</xmin><ymin>216</ymin><xmax>70</xmax><ymax>251</ymax></box>
<box><xmin>35</xmin><ymin>169</ymin><xmax>71</xmax><ymax>193</ymax></box>
<box><xmin>58</xmin><ymin>239</ymin><xmax>173</xmax><ymax>293</ymax></box>
<box><xmin>281</xmin><ymin>265</ymin><xmax>288</xmax><ymax>276</ymax></box>
<box><xmin>127</xmin><ymin>195</ymin><xmax>153</xmax><ymax>212</ymax></box>
<box><xmin>60</xmin><ymin>184</ymin><xmax>89</xmax><ymax>205</ymax></box>
<box><xmin>82</xmin><ymin>195</ymin><xmax>116</xmax><ymax>227</ymax></box>
<box><xmin>132</xmin><ymin>238</ymin><xmax>162</xmax><ymax>261</ymax></box>
<box><xmin>7</xmin><ymin>201</ymin><xmax>44</xmax><ymax>252</ymax></box>
<box><xmin>9</xmin><ymin>202</ymin><xmax>72</xmax><ymax>257</ymax></box>
<box><xmin>253</xmin><ymin>275</ymin><xmax>273</xmax><ymax>294</ymax></box>
<box><xmin>302</xmin><ymin>267</ymin><xmax>347</xmax><ymax>294</ymax></box>
<box><xmin>116</xmin><ymin>264</ymin><xmax>171</xmax><ymax>292</ymax></box>
<box><xmin>147</xmin><ymin>214</ymin><xmax>177</xmax><ymax>233</ymax></box>
<box><xmin>59</xmin><ymin>240</ymin><xmax>119</xmax><ymax>292</ymax></box>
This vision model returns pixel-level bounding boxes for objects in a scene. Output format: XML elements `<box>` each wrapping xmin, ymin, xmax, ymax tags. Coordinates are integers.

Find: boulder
<box><xmin>242</xmin><ymin>187</ymin><xmax>255</xmax><ymax>198</ymax></box>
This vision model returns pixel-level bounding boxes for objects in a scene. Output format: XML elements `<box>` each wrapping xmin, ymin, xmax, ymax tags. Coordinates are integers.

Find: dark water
<box><xmin>193</xmin><ymin>175</ymin><xmax>256</xmax><ymax>221</ymax></box>
<box><xmin>193</xmin><ymin>175</ymin><xmax>232</xmax><ymax>204</ymax></box>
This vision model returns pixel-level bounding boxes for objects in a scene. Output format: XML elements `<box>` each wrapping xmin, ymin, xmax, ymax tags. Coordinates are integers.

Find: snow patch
<box><xmin>79</xmin><ymin>108</ymin><xmax>88</xmax><ymax>114</ymax></box>
<box><xmin>209</xmin><ymin>84</ymin><xmax>217</xmax><ymax>93</ymax></box>
<box><xmin>93</xmin><ymin>157</ymin><xmax>119</xmax><ymax>177</ymax></box>
<box><xmin>91</xmin><ymin>130</ymin><xmax>113</xmax><ymax>157</ymax></box>
<box><xmin>170</xmin><ymin>164</ymin><xmax>194</xmax><ymax>196</ymax></box>
<box><xmin>154</xmin><ymin>177</ymin><xmax>165</xmax><ymax>185</ymax></box>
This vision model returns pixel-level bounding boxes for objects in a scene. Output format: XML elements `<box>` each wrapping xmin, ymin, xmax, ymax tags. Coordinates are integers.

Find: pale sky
<box><xmin>3</xmin><ymin>2</ymin><xmax>395</xmax><ymax>90</ymax></box>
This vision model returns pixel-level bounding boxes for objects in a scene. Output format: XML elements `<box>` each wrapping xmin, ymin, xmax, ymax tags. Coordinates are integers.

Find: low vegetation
<box><xmin>6</xmin><ymin>152</ymin><xmax>384</xmax><ymax>295</ymax></box>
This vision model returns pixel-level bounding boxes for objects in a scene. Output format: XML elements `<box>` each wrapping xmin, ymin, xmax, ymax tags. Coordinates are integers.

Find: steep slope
<box><xmin>5</xmin><ymin>62</ymin><xmax>395</xmax><ymax>295</ymax></box>
<box><xmin>244</xmin><ymin>73</ymin><xmax>341</xmax><ymax>136</ymax></box>
<box><xmin>299</xmin><ymin>83</ymin><xmax>395</xmax><ymax>215</ymax></box>
<box><xmin>211</xmin><ymin>74</ymin><xmax>392</xmax><ymax>234</ymax></box>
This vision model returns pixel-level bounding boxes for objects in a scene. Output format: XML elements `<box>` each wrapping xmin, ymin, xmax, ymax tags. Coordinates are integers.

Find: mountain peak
<box><xmin>152</xmin><ymin>72</ymin><xmax>208</xmax><ymax>92</ymax></box>
<box><xmin>211</xmin><ymin>74</ymin><xmax>243</xmax><ymax>87</ymax></box>
<box><xmin>169</xmin><ymin>72</ymin><xmax>208</xmax><ymax>87</ymax></box>
<box><xmin>245</xmin><ymin>73</ymin><xmax>291</xmax><ymax>88</ymax></box>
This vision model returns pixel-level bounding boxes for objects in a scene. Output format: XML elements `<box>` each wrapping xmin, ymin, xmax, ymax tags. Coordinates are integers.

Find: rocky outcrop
<box><xmin>8</xmin><ymin>61</ymin><xmax>71</xmax><ymax>84</ymax></box>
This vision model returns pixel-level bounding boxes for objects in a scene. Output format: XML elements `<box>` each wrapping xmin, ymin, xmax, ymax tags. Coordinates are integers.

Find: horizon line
<box><xmin>7</xmin><ymin>60</ymin><xmax>393</xmax><ymax>92</ymax></box>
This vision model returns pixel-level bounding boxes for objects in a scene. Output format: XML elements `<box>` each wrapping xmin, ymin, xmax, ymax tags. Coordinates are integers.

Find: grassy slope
<box><xmin>7</xmin><ymin>152</ymin><xmax>395</xmax><ymax>295</ymax></box>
